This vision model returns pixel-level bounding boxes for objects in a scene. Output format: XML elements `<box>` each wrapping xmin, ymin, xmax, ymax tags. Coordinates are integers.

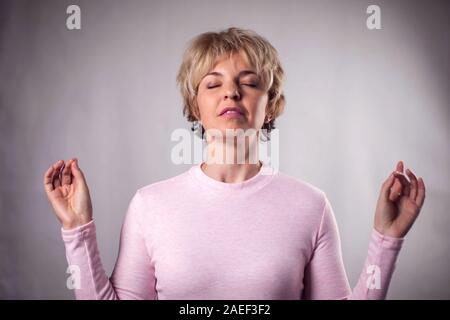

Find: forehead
<box><xmin>208</xmin><ymin>50</ymin><xmax>256</xmax><ymax>74</ymax></box>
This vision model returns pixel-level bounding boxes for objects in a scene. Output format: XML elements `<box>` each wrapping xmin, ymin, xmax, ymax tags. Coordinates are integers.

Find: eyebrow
<box><xmin>204</xmin><ymin>70</ymin><xmax>258</xmax><ymax>78</ymax></box>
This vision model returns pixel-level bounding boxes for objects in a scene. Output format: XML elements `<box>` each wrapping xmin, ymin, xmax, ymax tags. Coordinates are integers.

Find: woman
<box><xmin>43</xmin><ymin>27</ymin><xmax>426</xmax><ymax>299</ymax></box>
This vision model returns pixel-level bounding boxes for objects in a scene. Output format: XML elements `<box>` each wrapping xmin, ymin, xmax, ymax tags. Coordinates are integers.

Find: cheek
<box><xmin>196</xmin><ymin>92</ymin><xmax>217</xmax><ymax>119</ymax></box>
<box><xmin>259</xmin><ymin>95</ymin><xmax>269</xmax><ymax>112</ymax></box>
<box><xmin>250</xmin><ymin>94</ymin><xmax>269</xmax><ymax>122</ymax></box>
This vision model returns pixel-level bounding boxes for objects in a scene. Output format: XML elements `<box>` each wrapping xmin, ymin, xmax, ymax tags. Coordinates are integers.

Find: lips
<box><xmin>219</xmin><ymin>106</ymin><xmax>245</xmax><ymax>116</ymax></box>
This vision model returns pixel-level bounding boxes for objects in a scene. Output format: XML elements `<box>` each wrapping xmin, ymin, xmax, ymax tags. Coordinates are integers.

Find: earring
<box><xmin>191</xmin><ymin>121</ymin><xmax>199</xmax><ymax>131</ymax></box>
<box><xmin>264</xmin><ymin>118</ymin><xmax>273</xmax><ymax>132</ymax></box>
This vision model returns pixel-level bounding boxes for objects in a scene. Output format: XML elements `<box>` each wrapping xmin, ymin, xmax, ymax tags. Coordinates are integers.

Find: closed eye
<box><xmin>206</xmin><ymin>83</ymin><xmax>257</xmax><ymax>89</ymax></box>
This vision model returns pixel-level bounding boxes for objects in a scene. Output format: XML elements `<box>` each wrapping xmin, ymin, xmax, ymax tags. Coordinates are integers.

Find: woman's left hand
<box><xmin>374</xmin><ymin>160</ymin><xmax>426</xmax><ymax>238</ymax></box>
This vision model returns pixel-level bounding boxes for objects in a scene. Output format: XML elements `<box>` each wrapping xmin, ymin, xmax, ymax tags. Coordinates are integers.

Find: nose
<box><xmin>223</xmin><ymin>82</ymin><xmax>241</xmax><ymax>100</ymax></box>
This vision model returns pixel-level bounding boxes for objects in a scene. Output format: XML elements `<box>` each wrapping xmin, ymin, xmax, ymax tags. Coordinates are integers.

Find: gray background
<box><xmin>0</xmin><ymin>0</ymin><xmax>449</xmax><ymax>299</ymax></box>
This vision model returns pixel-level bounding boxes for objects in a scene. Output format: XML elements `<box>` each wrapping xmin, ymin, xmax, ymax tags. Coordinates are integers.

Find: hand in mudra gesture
<box><xmin>374</xmin><ymin>160</ymin><xmax>426</xmax><ymax>238</ymax></box>
<box><xmin>44</xmin><ymin>158</ymin><xmax>93</xmax><ymax>230</ymax></box>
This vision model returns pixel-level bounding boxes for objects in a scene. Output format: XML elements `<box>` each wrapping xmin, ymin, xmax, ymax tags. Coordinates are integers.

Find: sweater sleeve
<box><xmin>61</xmin><ymin>191</ymin><xmax>157</xmax><ymax>300</ymax></box>
<box><xmin>302</xmin><ymin>195</ymin><xmax>404</xmax><ymax>300</ymax></box>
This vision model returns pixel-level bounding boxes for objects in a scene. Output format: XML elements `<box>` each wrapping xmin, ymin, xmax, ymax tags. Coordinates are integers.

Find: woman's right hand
<box><xmin>44</xmin><ymin>158</ymin><xmax>93</xmax><ymax>230</ymax></box>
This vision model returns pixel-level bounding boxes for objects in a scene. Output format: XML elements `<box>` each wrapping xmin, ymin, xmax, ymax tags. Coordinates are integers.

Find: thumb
<box><xmin>381</xmin><ymin>172</ymin><xmax>396</xmax><ymax>201</ymax></box>
<box><xmin>71</xmin><ymin>158</ymin><xmax>86</xmax><ymax>182</ymax></box>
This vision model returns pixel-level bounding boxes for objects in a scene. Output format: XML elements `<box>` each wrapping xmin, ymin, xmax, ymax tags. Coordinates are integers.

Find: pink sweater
<box><xmin>61</xmin><ymin>162</ymin><xmax>404</xmax><ymax>299</ymax></box>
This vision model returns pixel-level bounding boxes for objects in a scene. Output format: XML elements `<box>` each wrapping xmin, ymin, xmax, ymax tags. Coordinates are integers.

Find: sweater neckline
<box><xmin>188</xmin><ymin>160</ymin><xmax>276</xmax><ymax>192</ymax></box>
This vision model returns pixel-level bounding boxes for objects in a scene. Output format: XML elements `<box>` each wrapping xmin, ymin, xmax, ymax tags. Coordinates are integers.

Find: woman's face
<box><xmin>196</xmin><ymin>50</ymin><xmax>269</xmax><ymax>137</ymax></box>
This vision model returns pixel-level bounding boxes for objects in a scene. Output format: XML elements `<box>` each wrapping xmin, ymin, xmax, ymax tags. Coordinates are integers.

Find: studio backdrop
<box><xmin>0</xmin><ymin>0</ymin><xmax>449</xmax><ymax>299</ymax></box>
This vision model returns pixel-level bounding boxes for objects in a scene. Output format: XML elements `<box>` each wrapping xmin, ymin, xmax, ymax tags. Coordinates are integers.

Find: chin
<box><xmin>208</xmin><ymin>125</ymin><xmax>259</xmax><ymax>137</ymax></box>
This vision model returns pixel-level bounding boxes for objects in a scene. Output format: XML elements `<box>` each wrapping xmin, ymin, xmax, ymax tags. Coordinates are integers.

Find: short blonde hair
<box><xmin>176</xmin><ymin>27</ymin><xmax>286</xmax><ymax>140</ymax></box>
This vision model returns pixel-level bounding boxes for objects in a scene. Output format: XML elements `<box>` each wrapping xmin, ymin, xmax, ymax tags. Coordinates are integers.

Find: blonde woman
<box><xmin>43</xmin><ymin>27</ymin><xmax>426</xmax><ymax>299</ymax></box>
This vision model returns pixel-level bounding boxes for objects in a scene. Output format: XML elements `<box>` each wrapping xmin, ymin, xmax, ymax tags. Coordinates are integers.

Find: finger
<box><xmin>382</xmin><ymin>172</ymin><xmax>396</xmax><ymax>201</ymax></box>
<box><xmin>59</xmin><ymin>162</ymin><xmax>65</xmax><ymax>184</ymax></box>
<box><xmin>393</xmin><ymin>171</ymin><xmax>411</xmax><ymax>196</ymax></box>
<box><xmin>389</xmin><ymin>178</ymin><xmax>402</xmax><ymax>201</ymax></box>
<box><xmin>416</xmin><ymin>177</ymin><xmax>426</xmax><ymax>208</ymax></box>
<box><xmin>44</xmin><ymin>166</ymin><xmax>55</xmax><ymax>194</ymax></box>
<box><xmin>71</xmin><ymin>158</ymin><xmax>86</xmax><ymax>183</ymax></box>
<box><xmin>406</xmin><ymin>168</ymin><xmax>418</xmax><ymax>201</ymax></box>
<box><xmin>392</xmin><ymin>160</ymin><xmax>405</xmax><ymax>199</ymax></box>
<box><xmin>396</xmin><ymin>160</ymin><xmax>404</xmax><ymax>173</ymax></box>
<box><xmin>61</xmin><ymin>159</ymin><xmax>73</xmax><ymax>186</ymax></box>
<box><xmin>51</xmin><ymin>160</ymin><xmax>64</xmax><ymax>188</ymax></box>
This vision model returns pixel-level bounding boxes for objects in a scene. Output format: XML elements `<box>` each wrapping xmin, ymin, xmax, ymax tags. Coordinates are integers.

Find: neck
<box><xmin>201</xmin><ymin>131</ymin><xmax>262</xmax><ymax>183</ymax></box>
